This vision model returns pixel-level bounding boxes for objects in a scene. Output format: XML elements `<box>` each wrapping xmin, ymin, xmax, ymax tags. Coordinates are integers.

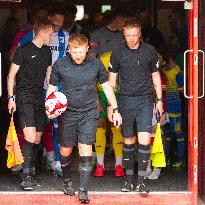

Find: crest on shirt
<box><xmin>59</xmin><ymin>37</ymin><xmax>65</xmax><ymax>43</ymax></box>
<box><xmin>109</xmin><ymin>63</ymin><xmax>113</xmax><ymax>68</ymax></box>
<box><xmin>89</xmin><ymin>42</ymin><xmax>98</xmax><ymax>48</ymax></box>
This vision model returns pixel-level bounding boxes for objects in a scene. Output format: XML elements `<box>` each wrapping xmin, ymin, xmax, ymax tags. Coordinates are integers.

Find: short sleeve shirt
<box><xmin>89</xmin><ymin>27</ymin><xmax>123</xmax><ymax>57</ymax></box>
<box><xmin>49</xmin><ymin>55</ymin><xmax>108</xmax><ymax>112</ymax></box>
<box><xmin>13</xmin><ymin>42</ymin><xmax>52</xmax><ymax>104</ymax></box>
<box><xmin>109</xmin><ymin>42</ymin><xmax>159</xmax><ymax>97</ymax></box>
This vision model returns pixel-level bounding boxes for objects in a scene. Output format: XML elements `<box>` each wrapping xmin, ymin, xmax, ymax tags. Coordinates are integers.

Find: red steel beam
<box><xmin>188</xmin><ymin>0</ymin><xmax>199</xmax><ymax>205</ymax></box>
<box><xmin>192</xmin><ymin>0</ymin><xmax>199</xmax><ymax>205</ymax></box>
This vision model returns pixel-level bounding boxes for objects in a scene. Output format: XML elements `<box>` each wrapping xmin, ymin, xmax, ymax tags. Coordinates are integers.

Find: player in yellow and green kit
<box><xmin>93</xmin><ymin>52</ymin><xmax>125</xmax><ymax>177</ymax></box>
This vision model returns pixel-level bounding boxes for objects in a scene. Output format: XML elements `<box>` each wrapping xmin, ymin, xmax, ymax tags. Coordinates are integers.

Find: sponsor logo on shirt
<box><xmin>49</xmin><ymin>46</ymin><xmax>68</xmax><ymax>52</ymax></box>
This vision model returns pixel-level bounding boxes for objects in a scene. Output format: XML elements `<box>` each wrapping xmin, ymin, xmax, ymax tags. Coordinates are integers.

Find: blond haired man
<box><xmin>46</xmin><ymin>34</ymin><xmax>122</xmax><ymax>204</ymax></box>
<box><xmin>108</xmin><ymin>18</ymin><xmax>163</xmax><ymax>193</ymax></box>
<box><xmin>7</xmin><ymin>18</ymin><xmax>54</xmax><ymax>190</ymax></box>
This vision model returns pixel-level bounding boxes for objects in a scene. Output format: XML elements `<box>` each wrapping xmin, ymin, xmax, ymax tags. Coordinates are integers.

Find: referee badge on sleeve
<box><xmin>89</xmin><ymin>42</ymin><xmax>98</xmax><ymax>48</ymax></box>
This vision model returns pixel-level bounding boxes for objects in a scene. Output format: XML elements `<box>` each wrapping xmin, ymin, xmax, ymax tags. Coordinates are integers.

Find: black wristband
<box><xmin>113</xmin><ymin>107</ymin><xmax>119</xmax><ymax>113</ymax></box>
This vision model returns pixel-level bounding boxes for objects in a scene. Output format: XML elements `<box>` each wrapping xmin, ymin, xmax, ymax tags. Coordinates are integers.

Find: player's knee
<box><xmin>123</xmin><ymin>136</ymin><xmax>136</xmax><ymax>145</ymax></box>
<box><xmin>60</xmin><ymin>147</ymin><xmax>73</xmax><ymax>157</ymax></box>
<box><xmin>78</xmin><ymin>144</ymin><xmax>92</xmax><ymax>156</ymax></box>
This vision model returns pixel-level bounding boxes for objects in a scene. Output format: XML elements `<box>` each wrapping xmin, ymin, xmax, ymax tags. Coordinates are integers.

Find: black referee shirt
<box><xmin>109</xmin><ymin>42</ymin><xmax>159</xmax><ymax>97</ymax></box>
<box><xmin>49</xmin><ymin>55</ymin><xmax>108</xmax><ymax>112</ymax></box>
<box><xmin>13</xmin><ymin>42</ymin><xmax>52</xmax><ymax>104</ymax></box>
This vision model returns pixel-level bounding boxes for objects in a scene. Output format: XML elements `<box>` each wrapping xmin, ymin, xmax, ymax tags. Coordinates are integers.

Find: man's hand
<box><xmin>107</xmin><ymin>106</ymin><xmax>122</xmax><ymax>127</ymax></box>
<box><xmin>152</xmin><ymin>125</ymin><xmax>157</xmax><ymax>133</ymax></box>
<box><xmin>46</xmin><ymin>110</ymin><xmax>62</xmax><ymax>119</ymax></box>
<box><xmin>8</xmin><ymin>99</ymin><xmax>16</xmax><ymax>114</ymax></box>
<box><xmin>155</xmin><ymin>101</ymin><xmax>164</xmax><ymax>116</ymax></box>
<box><xmin>112</xmin><ymin>112</ymin><xmax>122</xmax><ymax>128</ymax></box>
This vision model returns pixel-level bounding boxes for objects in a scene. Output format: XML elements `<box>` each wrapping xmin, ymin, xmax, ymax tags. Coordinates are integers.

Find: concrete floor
<box><xmin>3</xmin><ymin>167</ymin><xmax>203</xmax><ymax>205</ymax></box>
<box><xmin>0</xmin><ymin>167</ymin><xmax>187</xmax><ymax>192</ymax></box>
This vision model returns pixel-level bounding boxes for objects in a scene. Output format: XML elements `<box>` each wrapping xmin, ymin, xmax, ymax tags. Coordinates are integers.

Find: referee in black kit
<box><xmin>108</xmin><ymin>18</ymin><xmax>163</xmax><ymax>193</ymax></box>
<box><xmin>7</xmin><ymin>19</ymin><xmax>54</xmax><ymax>190</ymax></box>
<box><xmin>46</xmin><ymin>34</ymin><xmax>122</xmax><ymax>204</ymax></box>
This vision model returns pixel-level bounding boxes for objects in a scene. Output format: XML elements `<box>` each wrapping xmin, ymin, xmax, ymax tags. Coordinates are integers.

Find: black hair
<box><xmin>112</xmin><ymin>7</ymin><xmax>129</xmax><ymax>19</ymax></box>
<box><xmin>157</xmin><ymin>44</ymin><xmax>177</xmax><ymax>62</ymax></box>
<box><xmin>64</xmin><ymin>3</ymin><xmax>77</xmax><ymax>16</ymax></box>
<box><xmin>48</xmin><ymin>6</ymin><xmax>65</xmax><ymax>17</ymax></box>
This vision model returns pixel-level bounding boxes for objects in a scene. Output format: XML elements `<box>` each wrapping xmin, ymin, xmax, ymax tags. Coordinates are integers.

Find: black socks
<box><xmin>79</xmin><ymin>156</ymin><xmax>92</xmax><ymax>191</ymax></box>
<box><xmin>60</xmin><ymin>154</ymin><xmax>73</xmax><ymax>180</ymax></box>
<box><xmin>123</xmin><ymin>143</ymin><xmax>135</xmax><ymax>181</ymax></box>
<box><xmin>138</xmin><ymin>144</ymin><xmax>151</xmax><ymax>183</ymax></box>
<box><xmin>22</xmin><ymin>140</ymin><xmax>34</xmax><ymax>175</ymax></box>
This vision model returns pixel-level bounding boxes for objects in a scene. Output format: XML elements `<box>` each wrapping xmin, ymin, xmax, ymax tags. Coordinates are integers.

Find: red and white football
<box><xmin>45</xmin><ymin>92</ymin><xmax>68</xmax><ymax>115</ymax></box>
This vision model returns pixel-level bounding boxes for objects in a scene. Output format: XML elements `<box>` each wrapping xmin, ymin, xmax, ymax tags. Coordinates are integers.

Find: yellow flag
<box><xmin>150</xmin><ymin>122</ymin><xmax>166</xmax><ymax>167</ymax></box>
<box><xmin>5</xmin><ymin>117</ymin><xmax>24</xmax><ymax>168</ymax></box>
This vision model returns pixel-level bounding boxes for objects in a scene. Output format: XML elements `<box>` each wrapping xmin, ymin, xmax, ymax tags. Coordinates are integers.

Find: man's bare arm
<box><xmin>7</xmin><ymin>63</ymin><xmax>20</xmax><ymax>113</ymax></box>
<box><xmin>46</xmin><ymin>84</ymin><xmax>58</xmax><ymax>98</ymax></box>
<box><xmin>152</xmin><ymin>71</ymin><xmax>162</xmax><ymax>100</ymax></box>
<box><xmin>46</xmin><ymin>65</ymin><xmax>52</xmax><ymax>87</ymax></box>
<box><xmin>152</xmin><ymin>71</ymin><xmax>163</xmax><ymax>115</ymax></box>
<box><xmin>101</xmin><ymin>81</ymin><xmax>122</xmax><ymax>127</ymax></box>
<box><xmin>7</xmin><ymin>63</ymin><xmax>19</xmax><ymax>96</ymax></box>
<box><xmin>108</xmin><ymin>72</ymin><xmax>118</xmax><ymax>91</ymax></box>
<box><xmin>101</xmin><ymin>81</ymin><xmax>118</xmax><ymax>109</ymax></box>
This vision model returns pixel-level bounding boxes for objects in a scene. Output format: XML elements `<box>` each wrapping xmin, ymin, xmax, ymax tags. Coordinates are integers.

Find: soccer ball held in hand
<box><xmin>45</xmin><ymin>92</ymin><xmax>68</xmax><ymax>115</ymax></box>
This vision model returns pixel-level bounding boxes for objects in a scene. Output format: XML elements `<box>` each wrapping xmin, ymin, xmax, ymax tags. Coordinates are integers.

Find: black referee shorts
<box><xmin>58</xmin><ymin>108</ymin><xmax>98</xmax><ymax>147</ymax></box>
<box><xmin>17</xmin><ymin>103</ymin><xmax>46</xmax><ymax>132</ymax></box>
<box><xmin>118</xmin><ymin>95</ymin><xmax>154</xmax><ymax>137</ymax></box>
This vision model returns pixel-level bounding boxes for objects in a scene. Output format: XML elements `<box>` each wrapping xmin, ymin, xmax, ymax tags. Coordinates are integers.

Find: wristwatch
<box><xmin>156</xmin><ymin>97</ymin><xmax>162</xmax><ymax>102</ymax></box>
<box><xmin>113</xmin><ymin>107</ymin><xmax>119</xmax><ymax>113</ymax></box>
<box><xmin>8</xmin><ymin>95</ymin><xmax>16</xmax><ymax>101</ymax></box>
